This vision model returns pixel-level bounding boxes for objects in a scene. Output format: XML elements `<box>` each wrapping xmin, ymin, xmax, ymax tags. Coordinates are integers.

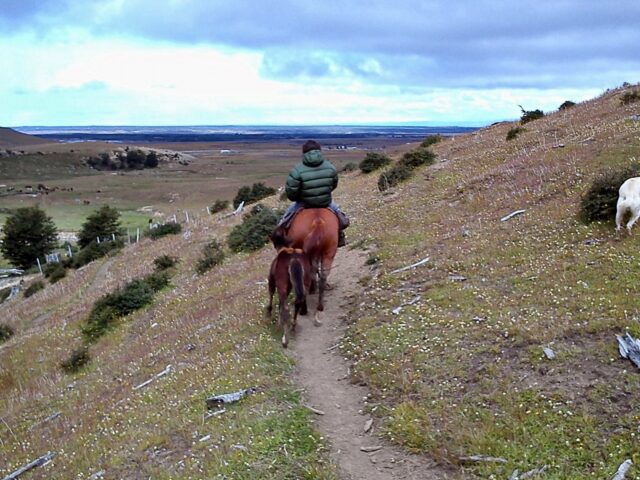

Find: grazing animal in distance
<box><xmin>616</xmin><ymin>177</ymin><xmax>640</xmax><ymax>235</ymax></box>
<box><xmin>266</xmin><ymin>227</ymin><xmax>312</xmax><ymax>348</ymax></box>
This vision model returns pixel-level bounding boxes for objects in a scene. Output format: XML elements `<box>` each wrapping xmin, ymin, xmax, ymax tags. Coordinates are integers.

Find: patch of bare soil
<box><xmin>291</xmin><ymin>248</ymin><xmax>451</xmax><ymax>479</ymax></box>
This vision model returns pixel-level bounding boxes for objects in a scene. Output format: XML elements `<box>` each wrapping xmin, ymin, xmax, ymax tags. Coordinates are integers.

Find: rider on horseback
<box><xmin>279</xmin><ymin>140</ymin><xmax>350</xmax><ymax>247</ymax></box>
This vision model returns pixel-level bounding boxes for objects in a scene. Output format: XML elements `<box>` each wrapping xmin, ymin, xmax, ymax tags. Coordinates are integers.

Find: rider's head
<box><xmin>302</xmin><ymin>140</ymin><xmax>321</xmax><ymax>153</ymax></box>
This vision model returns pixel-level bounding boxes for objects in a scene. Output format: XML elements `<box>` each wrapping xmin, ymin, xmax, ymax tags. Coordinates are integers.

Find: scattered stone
<box><xmin>88</xmin><ymin>470</ymin><xmax>105</xmax><ymax>480</ymax></box>
<box><xmin>449</xmin><ymin>275</ymin><xmax>467</xmax><ymax>282</ymax></box>
<box><xmin>198</xmin><ymin>435</ymin><xmax>211</xmax><ymax>442</ymax></box>
<box><xmin>552</xmin><ymin>143</ymin><xmax>565</xmax><ymax>148</ymax></box>
<box><xmin>543</xmin><ymin>347</ymin><xmax>556</xmax><ymax>360</ymax></box>
<box><xmin>231</xmin><ymin>444</ymin><xmax>248</xmax><ymax>452</ymax></box>
<box><xmin>364</xmin><ymin>419</ymin><xmax>373</xmax><ymax>433</ymax></box>
<box><xmin>185</xmin><ymin>343</ymin><xmax>196</xmax><ymax>351</ymax></box>
<box><xmin>360</xmin><ymin>446</ymin><xmax>383</xmax><ymax>453</ymax></box>
<box><xmin>462</xmin><ymin>228</ymin><xmax>471</xmax><ymax>237</ymax></box>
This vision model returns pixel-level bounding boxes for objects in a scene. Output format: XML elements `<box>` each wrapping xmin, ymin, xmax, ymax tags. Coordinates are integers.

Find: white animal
<box><xmin>616</xmin><ymin>177</ymin><xmax>640</xmax><ymax>234</ymax></box>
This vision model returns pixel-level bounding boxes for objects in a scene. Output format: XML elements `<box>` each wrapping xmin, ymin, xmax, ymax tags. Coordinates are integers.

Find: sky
<box><xmin>1</xmin><ymin>0</ymin><xmax>639</xmax><ymax>127</ymax></box>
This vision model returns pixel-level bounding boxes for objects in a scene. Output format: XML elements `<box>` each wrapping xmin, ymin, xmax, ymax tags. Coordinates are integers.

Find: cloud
<box><xmin>2</xmin><ymin>0</ymin><xmax>639</xmax><ymax>90</ymax></box>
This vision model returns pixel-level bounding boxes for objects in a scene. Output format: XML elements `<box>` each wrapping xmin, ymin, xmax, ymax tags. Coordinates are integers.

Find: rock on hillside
<box><xmin>0</xmin><ymin>127</ymin><xmax>50</xmax><ymax>148</ymax></box>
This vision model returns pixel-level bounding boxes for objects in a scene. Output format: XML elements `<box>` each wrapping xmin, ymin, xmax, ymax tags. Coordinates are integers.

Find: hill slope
<box><xmin>0</xmin><ymin>127</ymin><xmax>50</xmax><ymax>148</ymax></box>
<box><xmin>1</xmin><ymin>83</ymin><xmax>640</xmax><ymax>479</ymax></box>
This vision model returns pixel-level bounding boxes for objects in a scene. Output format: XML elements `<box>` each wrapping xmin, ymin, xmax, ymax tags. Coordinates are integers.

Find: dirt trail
<box><xmin>291</xmin><ymin>248</ymin><xmax>450</xmax><ymax>480</ymax></box>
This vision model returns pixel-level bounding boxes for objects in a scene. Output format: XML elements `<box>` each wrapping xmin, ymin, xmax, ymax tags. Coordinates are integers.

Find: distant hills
<box><xmin>0</xmin><ymin>127</ymin><xmax>50</xmax><ymax>148</ymax></box>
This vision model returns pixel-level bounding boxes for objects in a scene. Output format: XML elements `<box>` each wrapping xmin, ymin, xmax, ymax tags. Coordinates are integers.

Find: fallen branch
<box><xmin>460</xmin><ymin>455</ymin><xmax>507</xmax><ymax>464</ymax></box>
<box><xmin>28</xmin><ymin>411</ymin><xmax>61</xmax><ymax>431</ymax></box>
<box><xmin>304</xmin><ymin>405</ymin><xmax>325</xmax><ymax>415</ymax></box>
<box><xmin>360</xmin><ymin>446</ymin><xmax>383</xmax><ymax>453</ymax></box>
<box><xmin>3</xmin><ymin>452</ymin><xmax>56</xmax><ymax>480</ymax></box>
<box><xmin>611</xmin><ymin>459</ymin><xmax>633</xmax><ymax>480</ymax></box>
<box><xmin>500</xmin><ymin>209</ymin><xmax>526</xmax><ymax>222</ymax></box>
<box><xmin>133</xmin><ymin>365</ymin><xmax>172</xmax><ymax>390</ymax></box>
<box><xmin>617</xmin><ymin>334</ymin><xmax>640</xmax><ymax>368</ymax></box>
<box><xmin>206</xmin><ymin>387</ymin><xmax>257</xmax><ymax>410</ymax></box>
<box><xmin>204</xmin><ymin>408</ymin><xmax>226</xmax><ymax>420</ymax></box>
<box><xmin>390</xmin><ymin>257</ymin><xmax>430</xmax><ymax>275</ymax></box>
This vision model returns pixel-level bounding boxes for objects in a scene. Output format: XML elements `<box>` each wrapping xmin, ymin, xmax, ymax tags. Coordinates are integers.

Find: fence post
<box><xmin>36</xmin><ymin>257</ymin><xmax>43</xmax><ymax>275</ymax></box>
<box><xmin>136</xmin><ymin>228</ymin><xmax>140</xmax><ymax>243</ymax></box>
<box><xmin>112</xmin><ymin>233</ymin><xmax>116</xmax><ymax>241</ymax></box>
<box><xmin>67</xmin><ymin>245</ymin><xmax>73</xmax><ymax>257</ymax></box>
<box><xmin>96</xmin><ymin>236</ymin><xmax>101</xmax><ymax>244</ymax></box>
<box><xmin>185</xmin><ymin>211</ymin><xmax>189</xmax><ymax>223</ymax></box>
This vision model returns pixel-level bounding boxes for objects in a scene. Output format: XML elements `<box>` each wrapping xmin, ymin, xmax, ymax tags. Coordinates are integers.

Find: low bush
<box><xmin>359</xmin><ymin>152</ymin><xmax>392</xmax><ymax>173</ymax></box>
<box><xmin>420</xmin><ymin>134</ymin><xmax>444</xmax><ymax>148</ymax></box>
<box><xmin>24</xmin><ymin>280</ymin><xmax>44</xmax><ymax>298</ymax></box>
<box><xmin>228</xmin><ymin>205</ymin><xmax>280</xmax><ymax>253</ymax></box>
<box><xmin>398</xmin><ymin>148</ymin><xmax>436</xmax><ymax>169</ymax></box>
<box><xmin>210</xmin><ymin>199</ymin><xmax>230</xmax><ymax>214</ymax></box>
<box><xmin>148</xmin><ymin>222</ymin><xmax>182</xmax><ymax>240</ymax></box>
<box><xmin>279</xmin><ymin>190</ymin><xmax>289</xmax><ymax>201</ymax></box>
<box><xmin>506</xmin><ymin>126</ymin><xmax>526</xmax><ymax>141</ymax></box>
<box><xmin>71</xmin><ymin>240</ymin><xmax>122</xmax><ymax>269</ymax></box>
<box><xmin>0</xmin><ymin>323</ymin><xmax>14</xmax><ymax>343</ymax></box>
<box><xmin>620</xmin><ymin>90</ymin><xmax>640</xmax><ymax>105</ymax></box>
<box><xmin>519</xmin><ymin>106</ymin><xmax>544</xmax><ymax>124</ymax></box>
<box><xmin>0</xmin><ymin>287</ymin><xmax>11</xmax><ymax>304</ymax></box>
<box><xmin>233</xmin><ymin>182</ymin><xmax>276</xmax><ymax>208</ymax></box>
<box><xmin>579</xmin><ymin>163</ymin><xmax>640</xmax><ymax>223</ymax></box>
<box><xmin>153</xmin><ymin>255</ymin><xmax>177</xmax><ymax>271</ymax></box>
<box><xmin>44</xmin><ymin>262</ymin><xmax>67</xmax><ymax>284</ymax></box>
<box><xmin>341</xmin><ymin>162</ymin><xmax>357</xmax><ymax>173</ymax></box>
<box><xmin>559</xmin><ymin>100</ymin><xmax>576</xmax><ymax>111</ymax></box>
<box><xmin>378</xmin><ymin>164</ymin><xmax>414</xmax><ymax>191</ymax></box>
<box><xmin>82</xmin><ymin>271</ymin><xmax>169</xmax><ymax>342</ymax></box>
<box><xmin>196</xmin><ymin>239</ymin><xmax>226</xmax><ymax>274</ymax></box>
<box><xmin>61</xmin><ymin>346</ymin><xmax>90</xmax><ymax>373</ymax></box>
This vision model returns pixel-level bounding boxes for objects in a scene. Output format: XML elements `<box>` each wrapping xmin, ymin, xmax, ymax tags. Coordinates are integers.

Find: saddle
<box><xmin>280</xmin><ymin>207</ymin><xmax>349</xmax><ymax>231</ymax></box>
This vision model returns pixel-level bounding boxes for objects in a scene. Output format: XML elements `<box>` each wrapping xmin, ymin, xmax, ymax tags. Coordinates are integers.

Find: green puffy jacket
<box><xmin>285</xmin><ymin>150</ymin><xmax>338</xmax><ymax>207</ymax></box>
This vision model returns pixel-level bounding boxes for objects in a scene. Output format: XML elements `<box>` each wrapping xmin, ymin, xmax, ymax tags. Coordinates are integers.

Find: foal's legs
<box><xmin>278</xmin><ymin>292</ymin><xmax>291</xmax><ymax>348</ymax></box>
<box><xmin>265</xmin><ymin>272</ymin><xmax>276</xmax><ymax>319</ymax></box>
<box><xmin>626</xmin><ymin>206</ymin><xmax>640</xmax><ymax>234</ymax></box>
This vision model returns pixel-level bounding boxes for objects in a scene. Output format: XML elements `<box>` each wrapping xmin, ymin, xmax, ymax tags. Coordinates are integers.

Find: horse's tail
<box><xmin>289</xmin><ymin>256</ymin><xmax>305</xmax><ymax>305</ymax></box>
<box><xmin>304</xmin><ymin>218</ymin><xmax>325</xmax><ymax>254</ymax></box>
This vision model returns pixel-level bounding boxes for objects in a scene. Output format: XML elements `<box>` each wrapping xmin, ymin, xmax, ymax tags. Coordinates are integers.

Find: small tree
<box><xmin>78</xmin><ymin>206</ymin><xmax>124</xmax><ymax>248</ymax></box>
<box><xmin>0</xmin><ymin>206</ymin><xmax>58</xmax><ymax>269</ymax></box>
<box><xmin>519</xmin><ymin>105</ymin><xmax>544</xmax><ymax>124</ymax></box>
<box><xmin>228</xmin><ymin>205</ymin><xmax>280</xmax><ymax>252</ymax></box>
<box><xmin>559</xmin><ymin>100</ymin><xmax>576</xmax><ymax>111</ymax></box>
<box><xmin>144</xmin><ymin>151</ymin><xmax>159</xmax><ymax>168</ymax></box>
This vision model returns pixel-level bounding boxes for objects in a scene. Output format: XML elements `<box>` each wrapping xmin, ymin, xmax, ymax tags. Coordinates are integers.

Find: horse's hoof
<box><xmin>314</xmin><ymin>312</ymin><xmax>323</xmax><ymax>327</ymax></box>
<box><xmin>317</xmin><ymin>304</ymin><xmax>324</xmax><ymax>312</ymax></box>
<box><xmin>282</xmin><ymin>335</ymin><xmax>288</xmax><ymax>348</ymax></box>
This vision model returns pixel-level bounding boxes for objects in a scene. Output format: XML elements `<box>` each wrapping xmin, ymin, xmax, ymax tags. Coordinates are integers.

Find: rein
<box><xmin>277</xmin><ymin>247</ymin><xmax>303</xmax><ymax>255</ymax></box>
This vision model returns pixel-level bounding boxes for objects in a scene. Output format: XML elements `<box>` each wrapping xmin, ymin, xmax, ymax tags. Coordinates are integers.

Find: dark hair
<box><xmin>302</xmin><ymin>140</ymin><xmax>321</xmax><ymax>153</ymax></box>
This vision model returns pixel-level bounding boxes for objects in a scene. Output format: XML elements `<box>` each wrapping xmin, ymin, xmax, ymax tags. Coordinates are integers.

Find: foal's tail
<box><xmin>289</xmin><ymin>256</ymin><xmax>305</xmax><ymax>305</ymax></box>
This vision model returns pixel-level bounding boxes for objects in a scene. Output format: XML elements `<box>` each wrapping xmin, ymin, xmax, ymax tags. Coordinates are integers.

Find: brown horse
<box><xmin>285</xmin><ymin>208</ymin><xmax>339</xmax><ymax>317</ymax></box>
<box><xmin>266</xmin><ymin>229</ymin><xmax>312</xmax><ymax>348</ymax></box>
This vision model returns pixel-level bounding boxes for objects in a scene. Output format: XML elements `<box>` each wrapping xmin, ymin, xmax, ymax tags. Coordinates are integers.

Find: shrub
<box><xmin>378</xmin><ymin>164</ymin><xmax>414</xmax><ymax>191</ymax></box>
<box><xmin>210</xmin><ymin>199</ymin><xmax>230</xmax><ymax>214</ymax></box>
<box><xmin>81</xmin><ymin>305</ymin><xmax>119</xmax><ymax>342</ymax></box>
<box><xmin>144</xmin><ymin>151</ymin><xmax>159</xmax><ymax>168</ymax></box>
<box><xmin>0</xmin><ymin>287</ymin><xmax>11</xmax><ymax>304</ymax></box>
<box><xmin>148</xmin><ymin>222</ymin><xmax>182</xmax><ymax>239</ymax></box>
<box><xmin>420</xmin><ymin>134</ymin><xmax>444</xmax><ymax>148</ymax></box>
<box><xmin>279</xmin><ymin>190</ymin><xmax>288</xmax><ymax>201</ymax></box>
<box><xmin>506</xmin><ymin>126</ymin><xmax>526</xmax><ymax>141</ymax></box>
<box><xmin>341</xmin><ymin>162</ymin><xmax>357</xmax><ymax>173</ymax></box>
<box><xmin>559</xmin><ymin>100</ymin><xmax>576</xmax><ymax>111</ymax></box>
<box><xmin>153</xmin><ymin>255</ymin><xmax>177</xmax><ymax>271</ymax></box>
<box><xmin>145</xmin><ymin>271</ymin><xmax>171</xmax><ymax>291</ymax></box>
<box><xmin>228</xmin><ymin>205</ymin><xmax>280</xmax><ymax>253</ymax></box>
<box><xmin>399</xmin><ymin>148</ymin><xmax>436</xmax><ymax>169</ymax></box>
<box><xmin>44</xmin><ymin>263</ymin><xmax>67</xmax><ymax>284</ymax></box>
<box><xmin>579</xmin><ymin>163</ymin><xmax>640</xmax><ymax>223</ymax></box>
<box><xmin>0</xmin><ymin>206</ymin><xmax>58</xmax><ymax>269</ymax></box>
<box><xmin>0</xmin><ymin>324</ymin><xmax>14</xmax><ymax>343</ymax></box>
<box><xmin>620</xmin><ymin>91</ymin><xmax>640</xmax><ymax>105</ymax></box>
<box><xmin>233</xmin><ymin>182</ymin><xmax>276</xmax><ymax>208</ymax></box>
<box><xmin>78</xmin><ymin>205</ymin><xmax>124</xmax><ymax>248</ymax></box>
<box><xmin>196</xmin><ymin>239</ymin><xmax>226</xmax><ymax>274</ymax></box>
<box><xmin>519</xmin><ymin>105</ymin><xmax>544</xmax><ymax>124</ymax></box>
<box><xmin>359</xmin><ymin>152</ymin><xmax>392</xmax><ymax>173</ymax></box>
<box><xmin>61</xmin><ymin>346</ymin><xmax>90</xmax><ymax>373</ymax></box>
<box><xmin>71</xmin><ymin>240</ymin><xmax>122</xmax><ymax>269</ymax></box>
<box><xmin>24</xmin><ymin>280</ymin><xmax>45</xmax><ymax>298</ymax></box>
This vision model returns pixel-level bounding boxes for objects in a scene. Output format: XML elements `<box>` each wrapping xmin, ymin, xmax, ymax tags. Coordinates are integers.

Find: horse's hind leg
<box><xmin>316</xmin><ymin>253</ymin><xmax>336</xmax><ymax>314</ymax></box>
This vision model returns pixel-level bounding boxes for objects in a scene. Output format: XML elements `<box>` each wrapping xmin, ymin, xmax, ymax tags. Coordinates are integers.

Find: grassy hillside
<box><xmin>1</xmin><ymin>83</ymin><xmax>639</xmax><ymax>479</ymax></box>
